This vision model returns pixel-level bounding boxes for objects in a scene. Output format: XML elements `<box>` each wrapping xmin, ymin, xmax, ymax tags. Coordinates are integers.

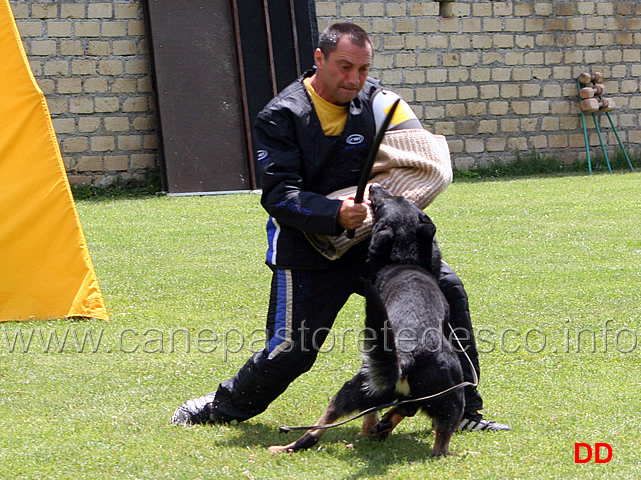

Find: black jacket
<box><xmin>254</xmin><ymin>69</ymin><xmax>380</xmax><ymax>269</ymax></box>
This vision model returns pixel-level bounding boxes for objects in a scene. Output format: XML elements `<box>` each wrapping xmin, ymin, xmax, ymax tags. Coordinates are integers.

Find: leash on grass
<box><xmin>279</xmin><ymin>324</ymin><xmax>479</xmax><ymax>433</ymax></box>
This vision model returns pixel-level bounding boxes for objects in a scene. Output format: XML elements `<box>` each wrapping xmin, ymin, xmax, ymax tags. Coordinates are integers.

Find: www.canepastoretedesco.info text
<box><xmin>1</xmin><ymin>320</ymin><xmax>638</xmax><ymax>356</ymax></box>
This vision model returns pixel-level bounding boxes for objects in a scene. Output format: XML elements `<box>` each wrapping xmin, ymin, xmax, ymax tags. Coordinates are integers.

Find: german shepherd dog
<box><xmin>269</xmin><ymin>184</ymin><xmax>465</xmax><ymax>456</ymax></box>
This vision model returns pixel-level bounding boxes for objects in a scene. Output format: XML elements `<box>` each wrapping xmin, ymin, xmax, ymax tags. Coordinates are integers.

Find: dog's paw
<box><xmin>268</xmin><ymin>433</ymin><xmax>320</xmax><ymax>454</ymax></box>
<box><xmin>430</xmin><ymin>449</ymin><xmax>458</xmax><ymax>457</ymax></box>
<box><xmin>368</xmin><ymin>421</ymin><xmax>393</xmax><ymax>441</ymax></box>
<box><xmin>268</xmin><ymin>445</ymin><xmax>293</xmax><ymax>455</ymax></box>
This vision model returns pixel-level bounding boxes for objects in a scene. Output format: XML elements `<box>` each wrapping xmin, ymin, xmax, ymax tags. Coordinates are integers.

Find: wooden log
<box><xmin>599</xmin><ymin>98</ymin><xmax>615</xmax><ymax>112</ymax></box>
<box><xmin>579</xmin><ymin>83</ymin><xmax>605</xmax><ymax>99</ymax></box>
<box><xmin>581</xmin><ymin>97</ymin><xmax>615</xmax><ymax>113</ymax></box>
<box><xmin>581</xmin><ymin>98</ymin><xmax>599</xmax><ymax>112</ymax></box>
<box><xmin>578</xmin><ymin>71</ymin><xmax>604</xmax><ymax>85</ymax></box>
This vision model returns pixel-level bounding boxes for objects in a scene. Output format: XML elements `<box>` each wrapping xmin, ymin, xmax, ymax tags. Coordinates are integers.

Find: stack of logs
<box><xmin>579</xmin><ymin>72</ymin><xmax>615</xmax><ymax>113</ymax></box>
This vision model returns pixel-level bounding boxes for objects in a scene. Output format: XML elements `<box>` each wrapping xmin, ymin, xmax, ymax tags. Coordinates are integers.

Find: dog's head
<box><xmin>368</xmin><ymin>184</ymin><xmax>441</xmax><ymax>274</ymax></box>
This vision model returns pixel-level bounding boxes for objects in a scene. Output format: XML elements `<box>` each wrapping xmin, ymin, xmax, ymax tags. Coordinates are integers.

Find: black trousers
<box><xmin>212</xmin><ymin>246</ymin><xmax>483</xmax><ymax>422</ymax></box>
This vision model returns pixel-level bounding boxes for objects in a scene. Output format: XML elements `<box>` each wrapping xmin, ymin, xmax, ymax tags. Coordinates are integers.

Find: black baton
<box><xmin>346</xmin><ymin>97</ymin><xmax>401</xmax><ymax>239</ymax></box>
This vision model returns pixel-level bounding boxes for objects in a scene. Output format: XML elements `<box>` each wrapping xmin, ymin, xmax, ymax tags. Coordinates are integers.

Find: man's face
<box><xmin>312</xmin><ymin>37</ymin><xmax>373</xmax><ymax>106</ymax></box>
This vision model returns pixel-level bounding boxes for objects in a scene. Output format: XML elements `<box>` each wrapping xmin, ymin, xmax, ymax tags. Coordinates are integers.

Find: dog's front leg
<box><xmin>368</xmin><ymin>403</ymin><xmax>418</xmax><ymax>441</ymax></box>
<box><xmin>368</xmin><ymin>407</ymin><xmax>406</xmax><ymax>440</ymax></box>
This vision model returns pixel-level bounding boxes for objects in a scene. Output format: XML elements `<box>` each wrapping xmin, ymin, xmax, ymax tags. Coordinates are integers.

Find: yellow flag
<box><xmin>0</xmin><ymin>1</ymin><xmax>108</xmax><ymax>321</ymax></box>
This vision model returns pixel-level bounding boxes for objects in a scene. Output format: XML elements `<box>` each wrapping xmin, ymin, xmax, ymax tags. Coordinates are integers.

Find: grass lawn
<box><xmin>1</xmin><ymin>172</ymin><xmax>640</xmax><ymax>479</ymax></box>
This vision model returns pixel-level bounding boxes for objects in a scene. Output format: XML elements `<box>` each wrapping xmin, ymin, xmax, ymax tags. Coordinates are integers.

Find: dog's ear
<box><xmin>417</xmin><ymin>220</ymin><xmax>436</xmax><ymax>242</ymax></box>
<box><xmin>369</xmin><ymin>225</ymin><xmax>394</xmax><ymax>265</ymax></box>
<box><xmin>417</xmin><ymin>222</ymin><xmax>439</xmax><ymax>274</ymax></box>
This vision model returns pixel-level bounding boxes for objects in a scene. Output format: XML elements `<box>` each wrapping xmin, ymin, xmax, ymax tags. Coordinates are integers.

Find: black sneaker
<box><xmin>171</xmin><ymin>393</ymin><xmax>222</xmax><ymax>426</ymax></box>
<box><xmin>457</xmin><ymin>413</ymin><xmax>511</xmax><ymax>432</ymax></box>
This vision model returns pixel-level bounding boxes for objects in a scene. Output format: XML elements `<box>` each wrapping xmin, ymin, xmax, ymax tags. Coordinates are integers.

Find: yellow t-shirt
<box><xmin>303</xmin><ymin>77</ymin><xmax>349</xmax><ymax>136</ymax></box>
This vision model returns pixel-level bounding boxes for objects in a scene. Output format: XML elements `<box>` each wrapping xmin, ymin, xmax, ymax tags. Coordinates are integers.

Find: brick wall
<box><xmin>317</xmin><ymin>1</ymin><xmax>641</xmax><ymax>169</ymax></box>
<box><xmin>10</xmin><ymin>0</ymin><xmax>157</xmax><ymax>185</ymax></box>
<box><xmin>10</xmin><ymin>1</ymin><xmax>641</xmax><ymax>183</ymax></box>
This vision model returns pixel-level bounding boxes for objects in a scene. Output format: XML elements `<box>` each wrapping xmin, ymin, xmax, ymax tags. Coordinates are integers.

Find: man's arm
<box><xmin>255</xmin><ymin>108</ymin><xmax>361</xmax><ymax>236</ymax></box>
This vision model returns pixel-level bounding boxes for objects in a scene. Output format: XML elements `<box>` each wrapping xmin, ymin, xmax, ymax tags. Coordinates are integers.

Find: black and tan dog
<box><xmin>269</xmin><ymin>184</ymin><xmax>465</xmax><ymax>456</ymax></box>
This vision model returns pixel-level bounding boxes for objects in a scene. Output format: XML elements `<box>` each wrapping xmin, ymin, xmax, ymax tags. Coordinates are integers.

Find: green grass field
<box><xmin>1</xmin><ymin>172</ymin><xmax>640</xmax><ymax>479</ymax></box>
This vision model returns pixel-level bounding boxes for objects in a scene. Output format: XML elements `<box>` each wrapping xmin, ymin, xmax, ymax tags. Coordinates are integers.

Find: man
<box><xmin>172</xmin><ymin>22</ymin><xmax>510</xmax><ymax>432</ymax></box>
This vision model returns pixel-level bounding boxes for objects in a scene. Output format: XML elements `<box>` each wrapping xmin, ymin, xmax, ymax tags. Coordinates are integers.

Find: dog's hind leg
<box><xmin>268</xmin><ymin>372</ymin><xmax>378</xmax><ymax>454</ymax></box>
<box><xmin>357</xmin><ymin>411</ymin><xmax>380</xmax><ymax>437</ymax></box>
<box><xmin>428</xmin><ymin>397</ymin><xmax>464</xmax><ymax>457</ymax></box>
<box><xmin>430</xmin><ymin>416</ymin><xmax>460</xmax><ymax>457</ymax></box>
<box><xmin>268</xmin><ymin>395</ymin><xmax>343</xmax><ymax>454</ymax></box>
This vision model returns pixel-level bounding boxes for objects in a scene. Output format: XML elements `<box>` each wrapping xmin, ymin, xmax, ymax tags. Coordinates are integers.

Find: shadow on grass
<box><xmin>217</xmin><ymin>421</ymin><xmax>451</xmax><ymax>477</ymax></box>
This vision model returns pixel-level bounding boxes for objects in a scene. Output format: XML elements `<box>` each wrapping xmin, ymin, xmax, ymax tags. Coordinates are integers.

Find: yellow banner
<box><xmin>0</xmin><ymin>1</ymin><xmax>108</xmax><ymax>321</ymax></box>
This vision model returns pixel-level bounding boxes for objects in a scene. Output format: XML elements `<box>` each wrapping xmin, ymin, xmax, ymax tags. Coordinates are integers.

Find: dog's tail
<box><xmin>361</xmin><ymin>281</ymin><xmax>401</xmax><ymax>394</ymax></box>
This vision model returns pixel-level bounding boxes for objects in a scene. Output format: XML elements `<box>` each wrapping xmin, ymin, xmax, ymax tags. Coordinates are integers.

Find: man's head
<box><xmin>318</xmin><ymin>22</ymin><xmax>372</xmax><ymax>58</ymax></box>
<box><xmin>311</xmin><ymin>23</ymin><xmax>373</xmax><ymax>106</ymax></box>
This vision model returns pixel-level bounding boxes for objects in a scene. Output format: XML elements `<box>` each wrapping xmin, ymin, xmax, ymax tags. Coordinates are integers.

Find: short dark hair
<box><xmin>318</xmin><ymin>22</ymin><xmax>372</xmax><ymax>57</ymax></box>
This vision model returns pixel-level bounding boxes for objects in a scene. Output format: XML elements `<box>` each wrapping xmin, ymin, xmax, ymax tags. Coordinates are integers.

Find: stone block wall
<box><xmin>10</xmin><ymin>0</ymin><xmax>157</xmax><ymax>184</ymax></box>
<box><xmin>317</xmin><ymin>0</ymin><xmax>641</xmax><ymax>169</ymax></box>
<box><xmin>10</xmin><ymin>0</ymin><xmax>641</xmax><ymax>183</ymax></box>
